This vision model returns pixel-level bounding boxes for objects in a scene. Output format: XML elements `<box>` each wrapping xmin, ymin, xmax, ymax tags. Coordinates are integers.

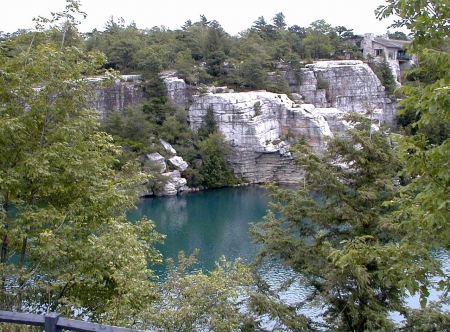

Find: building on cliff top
<box><xmin>350</xmin><ymin>33</ymin><xmax>415</xmax><ymax>83</ymax></box>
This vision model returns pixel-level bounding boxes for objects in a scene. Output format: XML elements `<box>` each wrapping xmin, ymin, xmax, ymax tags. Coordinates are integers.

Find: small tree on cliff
<box><xmin>199</xmin><ymin>132</ymin><xmax>236</xmax><ymax>188</ymax></box>
<box><xmin>198</xmin><ymin>106</ymin><xmax>218</xmax><ymax>140</ymax></box>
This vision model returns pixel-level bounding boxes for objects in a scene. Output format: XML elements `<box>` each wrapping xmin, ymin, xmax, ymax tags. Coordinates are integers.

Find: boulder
<box><xmin>147</xmin><ymin>152</ymin><xmax>166</xmax><ymax>173</ymax></box>
<box><xmin>161</xmin><ymin>170</ymin><xmax>188</xmax><ymax>196</ymax></box>
<box><xmin>160</xmin><ymin>138</ymin><xmax>177</xmax><ymax>155</ymax></box>
<box><xmin>168</xmin><ymin>156</ymin><xmax>189</xmax><ymax>172</ymax></box>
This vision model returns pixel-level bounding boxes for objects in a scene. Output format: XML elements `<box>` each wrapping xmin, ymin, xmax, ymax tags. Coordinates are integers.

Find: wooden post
<box><xmin>45</xmin><ymin>313</ymin><xmax>62</xmax><ymax>332</ymax></box>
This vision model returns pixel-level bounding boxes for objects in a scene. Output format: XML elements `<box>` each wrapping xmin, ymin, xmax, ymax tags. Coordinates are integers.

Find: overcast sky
<box><xmin>1</xmin><ymin>0</ymin><xmax>403</xmax><ymax>36</ymax></box>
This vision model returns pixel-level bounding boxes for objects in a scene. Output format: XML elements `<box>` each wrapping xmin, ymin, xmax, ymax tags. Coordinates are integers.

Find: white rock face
<box><xmin>168</xmin><ymin>156</ymin><xmax>189</xmax><ymax>172</ymax></box>
<box><xmin>286</xmin><ymin>60</ymin><xmax>397</xmax><ymax>123</ymax></box>
<box><xmin>189</xmin><ymin>91</ymin><xmax>333</xmax><ymax>183</ymax></box>
<box><xmin>147</xmin><ymin>152</ymin><xmax>167</xmax><ymax>173</ymax></box>
<box><xmin>160</xmin><ymin>138</ymin><xmax>177</xmax><ymax>155</ymax></box>
<box><xmin>164</xmin><ymin>76</ymin><xmax>188</xmax><ymax>107</ymax></box>
<box><xmin>91</xmin><ymin>80</ymin><xmax>144</xmax><ymax>119</ymax></box>
<box><xmin>161</xmin><ymin>170</ymin><xmax>188</xmax><ymax>196</ymax></box>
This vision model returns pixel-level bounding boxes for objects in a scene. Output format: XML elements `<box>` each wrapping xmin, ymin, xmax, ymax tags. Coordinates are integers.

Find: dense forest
<box><xmin>1</xmin><ymin>0</ymin><xmax>450</xmax><ymax>331</ymax></box>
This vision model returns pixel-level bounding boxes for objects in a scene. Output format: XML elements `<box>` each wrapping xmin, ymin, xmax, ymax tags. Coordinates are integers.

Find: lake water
<box><xmin>127</xmin><ymin>185</ymin><xmax>271</xmax><ymax>275</ymax></box>
<box><xmin>127</xmin><ymin>185</ymin><xmax>448</xmax><ymax>325</ymax></box>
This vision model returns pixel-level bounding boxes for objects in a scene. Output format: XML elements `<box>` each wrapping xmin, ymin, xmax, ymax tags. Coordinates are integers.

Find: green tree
<box><xmin>143</xmin><ymin>251</ymin><xmax>256</xmax><ymax>332</ymax></box>
<box><xmin>376</xmin><ymin>0</ymin><xmax>450</xmax><ymax>313</ymax></box>
<box><xmin>134</xmin><ymin>44</ymin><xmax>170</xmax><ymax>78</ymax></box>
<box><xmin>239</xmin><ymin>56</ymin><xmax>268</xmax><ymax>90</ymax></box>
<box><xmin>303</xmin><ymin>30</ymin><xmax>332</xmax><ymax>59</ymax></box>
<box><xmin>368</xmin><ymin>56</ymin><xmax>398</xmax><ymax>94</ymax></box>
<box><xmin>199</xmin><ymin>132</ymin><xmax>235</xmax><ymax>188</ymax></box>
<box><xmin>197</xmin><ymin>106</ymin><xmax>218</xmax><ymax>140</ymax></box>
<box><xmin>272</xmin><ymin>12</ymin><xmax>287</xmax><ymax>30</ymax></box>
<box><xmin>251</xmin><ymin>113</ymin><xmax>432</xmax><ymax>331</ymax></box>
<box><xmin>0</xmin><ymin>4</ymin><xmax>163</xmax><ymax>326</ymax></box>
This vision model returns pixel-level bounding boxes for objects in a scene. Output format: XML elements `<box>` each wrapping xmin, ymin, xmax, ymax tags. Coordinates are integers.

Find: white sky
<box><xmin>0</xmin><ymin>0</ymin><xmax>403</xmax><ymax>36</ymax></box>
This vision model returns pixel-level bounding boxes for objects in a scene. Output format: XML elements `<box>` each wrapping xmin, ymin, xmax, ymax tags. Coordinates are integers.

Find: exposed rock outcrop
<box><xmin>285</xmin><ymin>60</ymin><xmax>397</xmax><ymax>123</ymax></box>
<box><xmin>161</xmin><ymin>170</ymin><xmax>188</xmax><ymax>196</ymax></box>
<box><xmin>168</xmin><ymin>156</ymin><xmax>189</xmax><ymax>172</ymax></box>
<box><xmin>163</xmin><ymin>76</ymin><xmax>189</xmax><ymax>108</ymax></box>
<box><xmin>90</xmin><ymin>61</ymin><xmax>400</xmax><ymax>189</ymax></box>
<box><xmin>147</xmin><ymin>152</ymin><xmax>167</xmax><ymax>173</ymax></box>
<box><xmin>90</xmin><ymin>78</ymin><xmax>144</xmax><ymax>119</ymax></box>
<box><xmin>145</xmin><ymin>147</ymin><xmax>190</xmax><ymax>196</ymax></box>
<box><xmin>189</xmin><ymin>91</ymin><xmax>333</xmax><ymax>183</ymax></box>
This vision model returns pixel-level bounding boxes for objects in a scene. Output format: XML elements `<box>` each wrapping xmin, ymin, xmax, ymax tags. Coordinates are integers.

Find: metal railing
<box><xmin>0</xmin><ymin>311</ymin><xmax>143</xmax><ymax>332</ymax></box>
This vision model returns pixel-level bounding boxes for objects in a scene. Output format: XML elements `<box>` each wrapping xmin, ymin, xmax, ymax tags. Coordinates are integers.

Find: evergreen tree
<box><xmin>197</xmin><ymin>106</ymin><xmax>218</xmax><ymax>140</ymax></box>
<box><xmin>376</xmin><ymin>1</ymin><xmax>450</xmax><ymax>320</ymax></box>
<box><xmin>251</xmin><ymin>113</ymin><xmax>432</xmax><ymax>331</ymax></box>
<box><xmin>199</xmin><ymin>132</ymin><xmax>235</xmax><ymax>188</ymax></box>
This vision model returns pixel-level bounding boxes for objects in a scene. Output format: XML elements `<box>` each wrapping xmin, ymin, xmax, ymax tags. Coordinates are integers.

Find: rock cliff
<box><xmin>90</xmin><ymin>75</ymin><xmax>188</xmax><ymax>118</ymax></box>
<box><xmin>91</xmin><ymin>61</ymin><xmax>398</xmax><ymax>187</ymax></box>
<box><xmin>189</xmin><ymin>92</ymin><xmax>333</xmax><ymax>183</ymax></box>
<box><xmin>285</xmin><ymin>60</ymin><xmax>397</xmax><ymax>123</ymax></box>
<box><xmin>91</xmin><ymin>78</ymin><xmax>144</xmax><ymax>119</ymax></box>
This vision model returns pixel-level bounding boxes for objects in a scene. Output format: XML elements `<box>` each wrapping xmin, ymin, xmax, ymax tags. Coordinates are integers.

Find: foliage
<box><xmin>142</xmin><ymin>251</ymin><xmax>256</xmax><ymax>332</ymax></box>
<box><xmin>197</xmin><ymin>106</ymin><xmax>218</xmax><ymax>140</ymax></box>
<box><xmin>0</xmin><ymin>3</ymin><xmax>163</xmax><ymax>326</ymax></box>
<box><xmin>199</xmin><ymin>132</ymin><xmax>236</xmax><ymax>188</ymax></box>
<box><xmin>388</xmin><ymin>30</ymin><xmax>409</xmax><ymax>40</ymax></box>
<box><xmin>368</xmin><ymin>56</ymin><xmax>398</xmax><ymax>94</ymax></box>
<box><xmin>376</xmin><ymin>0</ymin><xmax>450</xmax><ymax>252</ymax></box>
<box><xmin>373</xmin><ymin>0</ymin><xmax>450</xmax><ymax>326</ymax></box>
<box><xmin>251</xmin><ymin>113</ymin><xmax>433</xmax><ymax>330</ymax></box>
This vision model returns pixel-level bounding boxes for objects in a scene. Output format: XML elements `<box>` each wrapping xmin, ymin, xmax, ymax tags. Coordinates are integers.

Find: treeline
<box><xmin>0</xmin><ymin>14</ymin><xmax>407</xmax><ymax>191</ymax></box>
<box><xmin>1</xmin><ymin>13</ymin><xmax>407</xmax><ymax>92</ymax></box>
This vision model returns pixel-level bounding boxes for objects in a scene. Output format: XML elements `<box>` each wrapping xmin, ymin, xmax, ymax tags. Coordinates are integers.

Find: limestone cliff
<box><xmin>285</xmin><ymin>60</ymin><xmax>397</xmax><ymax>123</ymax></box>
<box><xmin>189</xmin><ymin>92</ymin><xmax>333</xmax><ymax>183</ymax></box>
<box><xmin>90</xmin><ymin>61</ymin><xmax>398</xmax><ymax>186</ymax></box>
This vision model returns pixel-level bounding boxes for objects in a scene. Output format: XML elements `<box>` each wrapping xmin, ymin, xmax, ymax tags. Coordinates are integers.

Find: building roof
<box><xmin>373</xmin><ymin>38</ymin><xmax>410</xmax><ymax>49</ymax></box>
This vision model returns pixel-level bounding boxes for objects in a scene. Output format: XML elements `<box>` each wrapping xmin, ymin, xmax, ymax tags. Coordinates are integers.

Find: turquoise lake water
<box><xmin>127</xmin><ymin>185</ymin><xmax>448</xmax><ymax>324</ymax></box>
<box><xmin>127</xmin><ymin>185</ymin><xmax>271</xmax><ymax>275</ymax></box>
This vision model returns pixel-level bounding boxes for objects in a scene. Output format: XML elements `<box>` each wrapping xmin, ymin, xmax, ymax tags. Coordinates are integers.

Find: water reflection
<box><xmin>127</xmin><ymin>186</ymin><xmax>271</xmax><ymax>274</ymax></box>
<box><xmin>127</xmin><ymin>186</ymin><xmax>448</xmax><ymax>325</ymax></box>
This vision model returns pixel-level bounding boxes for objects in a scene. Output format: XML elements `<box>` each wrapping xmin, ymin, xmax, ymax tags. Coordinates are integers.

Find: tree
<box><xmin>142</xmin><ymin>251</ymin><xmax>256</xmax><ymax>332</ymax></box>
<box><xmin>0</xmin><ymin>3</ymin><xmax>163</xmax><ymax>326</ymax></box>
<box><xmin>272</xmin><ymin>12</ymin><xmax>287</xmax><ymax>30</ymax></box>
<box><xmin>197</xmin><ymin>106</ymin><xmax>218</xmax><ymax>140</ymax></box>
<box><xmin>199</xmin><ymin>132</ymin><xmax>235</xmax><ymax>188</ymax></box>
<box><xmin>238</xmin><ymin>55</ymin><xmax>268</xmax><ymax>90</ymax></box>
<box><xmin>376</xmin><ymin>0</ymin><xmax>450</xmax><ymax>312</ymax></box>
<box><xmin>368</xmin><ymin>56</ymin><xmax>398</xmax><ymax>94</ymax></box>
<box><xmin>251</xmin><ymin>113</ymin><xmax>433</xmax><ymax>331</ymax></box>
<box><xmin>303</xmin><ymin>30</ymin><xmax>332</xmax><ymax>59</ymax></box>
<box><xmin>388</xmin><ymin>30</ymin><xmax>409</xmax><ymax>40</ymax></box>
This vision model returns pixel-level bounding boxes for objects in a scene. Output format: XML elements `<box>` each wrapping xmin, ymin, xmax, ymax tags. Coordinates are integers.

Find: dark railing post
<box><xmin>45</xmin><ymin>313</ymin><xmax>62</xmax><ymax>332</ymax></box>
